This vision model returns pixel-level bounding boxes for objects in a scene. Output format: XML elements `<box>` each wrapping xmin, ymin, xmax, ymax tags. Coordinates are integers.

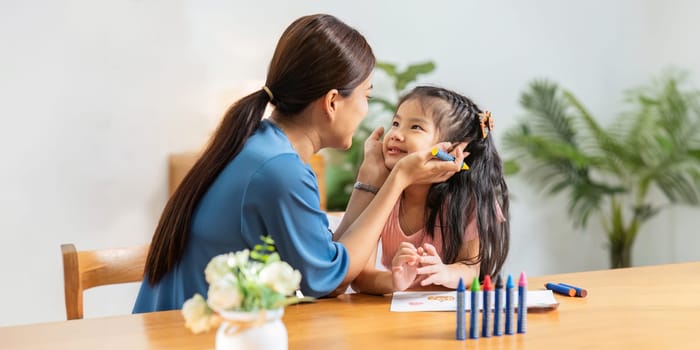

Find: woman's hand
<box><xmin>415</xmin><ymin>243</ymin><xmax>453</xmax><ymax>287</ymax></box>
<box><xmin>391</xmin><ymin>242</ymin><xmax>421</xmax><ymax>291</ymax></box>
<box><xmin>356</xmin><ymin>126</ymin><xmax>390</xmax><ymax>188</ymax></box>
<box><xmin>393</xmin><ymin>142</ymin><xmax>467</xmax><ymax>187</ymax></box>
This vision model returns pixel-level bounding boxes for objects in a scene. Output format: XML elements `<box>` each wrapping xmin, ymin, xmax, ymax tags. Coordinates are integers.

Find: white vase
<box><xmin>215</xmin><ymin>308</ymin><xmax>287</xmax><ymax>350</ymax></box>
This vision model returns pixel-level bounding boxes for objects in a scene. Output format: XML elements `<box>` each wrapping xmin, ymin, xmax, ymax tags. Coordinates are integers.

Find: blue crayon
<box><xmin>558</xmin><ymin>282</ymin><xmax>588</xmax><ymax>297</ymax></box>
<box><xmin>482</xmin><ymin>275</ymin><xmax>493</xmax><ymax>338</ymax></box>
<box><xmin>469</xmin><ymin>277</ymin><xmax>480</xmax><ymax>339</ymax></box>
<box><xmin>545</xmin><ymin>282</ymin><xmax>576</xmax><ymax>297</ymax></box>
<box><xmin>493</xmin><ymin>275</ymin><xmax>504</xmax><ymax>336</ymax></box>
<box><xmin>456</xmin><ymin>278</ymin><xmax>466</xmax><ymax>340</ymax></box>
<box><xmin>505</xmin><ymin>275</ymin><xmax>514</xmax><ymax>335</ymax></box>
<box><xmin>517</xmin><ymin>272</ymin><xmax>528</xmax><ymax>334</ymax></box>
<box><xmin>431</xmin><ymin>148</ymin><xmax>469</xmax><ymax>170</ymax></box>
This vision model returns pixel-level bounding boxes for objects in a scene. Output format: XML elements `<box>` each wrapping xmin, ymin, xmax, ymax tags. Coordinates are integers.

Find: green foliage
<box><xmin>250</xmin><ymin>235</ymin><xmax>278</xmax><ymax>263</ymax></box>
<box><xmin>504</xmin><ymin>71</ymin><xmax>700</xmax><ymax>268</ymax></box>
<box><xmin>325</xmin><ymin>60</ymin><xmax>437</xmax><ymax>210</ymax></box>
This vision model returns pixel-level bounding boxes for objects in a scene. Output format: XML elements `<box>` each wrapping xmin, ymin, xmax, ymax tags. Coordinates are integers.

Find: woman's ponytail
<box><xmin>145</xmin><ymin>90</ymin><xmax>268</xmax><ymax>285</ymax></box>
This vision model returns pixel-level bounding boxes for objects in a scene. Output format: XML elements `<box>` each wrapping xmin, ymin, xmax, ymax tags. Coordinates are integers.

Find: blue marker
<box><xmin>456</xmin><ymin>278</ymin><xmax>466</xmax><ymax>340</ymax></box>
<box><xmin>493</xmin><ymin>275</ymin><xmax>504</xmax><ymax>336</ymax></box>
<box><xmin>517</xmin><ymin>272</ymin><xmax>528</xmax><ymax>334</ymax></box>
<box><xmin>482</xmin><ymin>275</ymin><xmax>493</xmax><ymax>338</ymax></box>
<box><xmin>431</xmin><ymin>148</ymin><xmax>469</xmax><ymax>170</ymax></box>
<box><xmin>505</xmin><ymin>274</ymin><xmax>514</xmax><ymax>335</ymax></box>
<box><xmin>469</xmin><ymin>277</ymin><xmax>480</xmax><ymax>339</ymax></box>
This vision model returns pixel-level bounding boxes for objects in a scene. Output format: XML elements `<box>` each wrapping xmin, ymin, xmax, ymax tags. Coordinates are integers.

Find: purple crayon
<box><xmin>505</xmin><ymin>274</ymin><xmax>514</xmax><ymax>335</ymax></box>
<box><xmin>493</xmin><ymin>275</ymin><xmax>504</xmax><ymax>336</ymax></box>
<box><xmin>469</xmin><ymin>277</ymin><xmax>480</xmax><ymax>339</ymax></box>
<box><xmin>517</xmin><ymin>272</ymin><xmax>527</xmax><ymax>334</ymax></box>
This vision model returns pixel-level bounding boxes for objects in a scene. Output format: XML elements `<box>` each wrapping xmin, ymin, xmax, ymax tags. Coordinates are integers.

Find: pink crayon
<box><xmin>517</xmin><ymin>272</ymin><xmax>527</xmax><ymax>334</ymax></box>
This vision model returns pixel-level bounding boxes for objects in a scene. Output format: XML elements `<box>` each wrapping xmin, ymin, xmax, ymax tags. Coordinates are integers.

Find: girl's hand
<box><xmin>391</xmin><ymin>242</ymin><xmax>420</xmax><ymax>291</ymax></box>
<box><xmin>415</xmin><ymin>243</ymin><xmax>453</xmax><ymax>287</ymax></box>
<box><xmin>393</xmin><ymin>142</ymin><xmax>467</xmax><ymax>187</ymax></box>
<box><xmin>357</xmin><ymin>126</ymin><xmax>390</xmax><ymax>188</ymax></box>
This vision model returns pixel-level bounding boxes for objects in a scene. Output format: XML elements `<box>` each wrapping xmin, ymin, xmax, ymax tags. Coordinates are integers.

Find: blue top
<box><xmin>133</xmin><ymin>120</ymin><xmax>349</xmax><ymax>313</ymax></box>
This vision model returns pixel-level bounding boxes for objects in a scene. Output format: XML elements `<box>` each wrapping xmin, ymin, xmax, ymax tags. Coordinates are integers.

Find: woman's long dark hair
<box><xmin>145</xmin><ymin>14</ymin><xmax>375</xmax><ymax>285</ymax></box>
<box><xmin>399</xmin><ymin>86</ymin><xmax>510</xmax><ymax>279</ymax></box>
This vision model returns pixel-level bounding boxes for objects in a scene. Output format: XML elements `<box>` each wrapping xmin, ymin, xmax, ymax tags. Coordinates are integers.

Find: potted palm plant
<box><xmin>503</xmin><ymin>72</ymin><xmax>700</xmax><ymax>268</ymax></box>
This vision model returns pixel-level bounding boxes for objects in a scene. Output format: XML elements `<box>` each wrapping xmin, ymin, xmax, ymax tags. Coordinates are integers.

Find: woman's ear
<box><xmin>322</xmin><ymin>89</ymin><xmax>340</xmax><ymax>121</ymax></box>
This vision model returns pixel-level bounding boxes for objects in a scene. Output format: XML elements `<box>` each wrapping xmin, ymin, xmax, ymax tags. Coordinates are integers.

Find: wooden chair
<box><xmin>60</xmin><ymin>243</ymin><xmax>149</xmax><ymax>320</ymax></box>
<box><xmin>168</xmin><ymin>151</ymin><xmax>327</xmax><ymax>210</ymax></box>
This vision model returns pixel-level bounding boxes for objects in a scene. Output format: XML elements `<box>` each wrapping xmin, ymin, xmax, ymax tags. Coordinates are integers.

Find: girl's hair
<box><xmin>145</xmin><ymin>14</ymin><xmax>375</xmax><ymax>285</ymax></box>
<box><xmin>398</xmin><ymin>86</ymin><xmax>510</xmax><ymax>279</ymax></box>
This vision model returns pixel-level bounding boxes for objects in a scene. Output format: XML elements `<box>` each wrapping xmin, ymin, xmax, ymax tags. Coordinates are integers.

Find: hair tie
<box><xmin>262</xmin><ymin>86</ymin><xmax>274</xmax><ymax>101</ymax></box>
<box><xmin>479</xmin><ymin>111</ymin><xmax>494</xmax><ymax>139</ymax></box>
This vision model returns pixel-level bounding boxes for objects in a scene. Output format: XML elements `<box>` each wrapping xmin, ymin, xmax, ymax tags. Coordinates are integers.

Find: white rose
<box><xmin>259</xmin><ymin>261</ymin><xmax>302</xmax><ymax>295</ymax></box>
<box><xmin>204</xmin><ymin>253</ymin><xmax>232</xmax><ymax>284</ymax></box>
<box><xmin>207</xmin><ymin>280</ymin><xmax>243</xmax><ymax>311</ymax></box>
<box><xmin>181</xmin><ymin>294</ymin><xmax>216</xmax><ymax>334</ymax></box>
<box><xmin>230</xmin><ymin>249</ymin><xmax>250</xmax><ymax>267</ymax></box>
<box><xmin>205</xmin><ymin>250</ymin><xmax>249</xmax><ymax>284</ymax></box>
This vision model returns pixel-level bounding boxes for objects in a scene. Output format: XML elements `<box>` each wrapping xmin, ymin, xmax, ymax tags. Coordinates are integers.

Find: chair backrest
<box><xmin>61</xmin><ymin>243</ymin><xmax>149</xmax><ymax>320</ymax></box>
<box><xmin>168</xmin><ymin>151</ymin><xmax>327</xmax><ymax>210</ymax></box>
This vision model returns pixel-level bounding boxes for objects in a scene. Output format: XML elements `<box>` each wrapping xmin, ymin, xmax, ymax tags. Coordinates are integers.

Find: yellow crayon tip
<box><xmin>461</xmin><ymin>163</ymin><xmax>470</xmax><ymax>171</ymax></box>
<box><xmin>431</xmin><ymin>147</ymin><xmax>439</xmax><ymax>156</ymax></box>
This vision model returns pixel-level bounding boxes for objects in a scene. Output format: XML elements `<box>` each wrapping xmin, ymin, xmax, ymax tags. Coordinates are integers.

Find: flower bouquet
<box><xmin>181</xmin><ymin>236</ymin><xmax>311</xmax><ymax>349</ymax></box>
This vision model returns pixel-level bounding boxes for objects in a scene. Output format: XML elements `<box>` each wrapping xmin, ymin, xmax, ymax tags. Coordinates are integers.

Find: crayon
<box><xmin>431</xmin><ymin>147</ymin><xmax>469</xmax><ymax>170</ymax></box>
<box><xmin>456</xmin><ymin>278</ymin><xmax>466</xmax><ymax>340</ymax></box>
<box><xmin>469</xmin><ymin>277</ymin><xmax>480</xmax><ymax>339</ymax></box>
<box><xmin>517</xmin><ymin>272</ymin><xmax>528</xmax><ymax>334</ymax></box>
<box><xmin>505</xmin><ymin>274</ymin><xmax>514</xmax><ymax>335</ymax></box>
<box><xmin>558</xmin><ymin>282</ymin><xmax>588</xmax><ymax>297</ymax></box>
<box><xmin>493</xmin><ymin>275</ymin><xmax>504</xmax><ymax>336</ymax></box>
<box><xmin>545</xmin><ymin>282</ymin><xmax>576</xmax><ymax>297</ymax></box>
<box><xmin>482</xmin><ymin>275</ymin><xmax>493</xmax><ymax>338</ymax></box>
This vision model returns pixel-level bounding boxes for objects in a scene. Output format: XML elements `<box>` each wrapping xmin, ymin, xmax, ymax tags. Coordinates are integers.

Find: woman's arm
<box><xmin>333</xmin><ymin>127</ymin><xmax>389</xmax><ymax>239</ymax></box>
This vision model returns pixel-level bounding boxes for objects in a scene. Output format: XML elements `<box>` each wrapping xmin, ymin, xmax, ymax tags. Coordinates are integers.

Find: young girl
<box><xmin>352</xmin><ymin>86</ymin><xmax>510</xmax><ymax>294</ymax></box>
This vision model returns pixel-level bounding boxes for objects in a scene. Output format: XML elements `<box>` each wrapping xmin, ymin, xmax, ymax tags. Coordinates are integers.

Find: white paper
<box><xmin>390</xmin><ymin>290</ymin><xmax>558</xmax><ymax>312</ymax></box>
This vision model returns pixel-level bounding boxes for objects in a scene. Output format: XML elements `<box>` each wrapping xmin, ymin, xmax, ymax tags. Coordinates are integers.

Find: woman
<box><xmin>133</xmin><ymin>14</ymin><xmax>465</xmax><ymax>313</ymax></box>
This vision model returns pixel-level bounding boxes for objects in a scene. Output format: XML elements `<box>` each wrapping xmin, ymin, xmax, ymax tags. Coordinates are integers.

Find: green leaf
<box><xmin>689</xmin><ymin>149</ymin><xmax>700</xmax><ymax>161</ymax></box>
<box><xmin>369</xmin><ymin>96</ymin><xmax>395</xmax><ymax>113</ymax></box>
<box><xmin>503</xmin><ymin>159</ymin><xmax>520</xmax><ymax>175</ymax></box>
<box><xmin>375</xmin><ymin>61</ymin><xmax>397</xmax><ymax>77</ymax></box>
<box><xmin>395</xmin><ymin>61</ymin><xmax>436</xmax><ymax>91</ymax></box>
<box><xmin>272</xmin><ymin>296</ymin><xmax>315</xmax><ymax>309</ymax></box>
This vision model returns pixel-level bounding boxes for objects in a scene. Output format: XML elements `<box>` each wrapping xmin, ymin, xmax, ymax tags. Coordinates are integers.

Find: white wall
<box><xmin>1</xmin><ymin>0</ymin><xmax>698</xmax><ymax>327</ymax></box>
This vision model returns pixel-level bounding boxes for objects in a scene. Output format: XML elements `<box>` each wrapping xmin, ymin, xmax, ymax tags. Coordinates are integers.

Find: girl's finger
<box><xmin>422</xmin><ymin>243</ymin><xmax>439</xmax><ymax>256</ymax></box>
<box><xmin>418</xmin><ymin>255</ymin><xmax>441</xmax><ymax>266</ymax></box>
<box><xmin>416</xmin><ymin>265</ymin><xmax>440</xmax><ymax>275</ymax></box>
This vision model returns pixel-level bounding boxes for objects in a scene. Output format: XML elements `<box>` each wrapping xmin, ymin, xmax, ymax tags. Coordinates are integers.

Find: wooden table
<box><xmin>3</xmin><ymin>262</ymin><xmax>699</xmax><ymax>349</ymax></box>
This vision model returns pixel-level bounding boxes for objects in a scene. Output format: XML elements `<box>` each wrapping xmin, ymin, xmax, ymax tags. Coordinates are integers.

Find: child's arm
<box><xmin>350</xmin><ymin>244</ymin><xmax>394</xmax><ymax>295</ymax></box>
<box><xmin>352</xmin><ymin>242</ymin><xmax>427</xmax><ymax>294</ymax></box>
<box><xmin>414</xmin><ymin>240</ymin><xmax>480</xmax><ymax>289</ymax></box>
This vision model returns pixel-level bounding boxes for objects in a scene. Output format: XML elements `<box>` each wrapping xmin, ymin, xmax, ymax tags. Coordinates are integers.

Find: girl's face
<box><xmin>382</xmin><ymin>98</ymin><xmax>441</xmax><ymax>169</ymax></box>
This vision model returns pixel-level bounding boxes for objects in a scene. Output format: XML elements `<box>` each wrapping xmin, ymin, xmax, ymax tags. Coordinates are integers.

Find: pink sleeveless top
<box><xmin>380</xmin><ymin>199</ymin><xmax>503</xmax><ymax>288</ymax></box>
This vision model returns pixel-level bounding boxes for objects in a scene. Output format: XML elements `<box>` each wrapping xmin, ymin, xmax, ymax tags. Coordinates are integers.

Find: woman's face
<box><xmin>331</xmin><ymin>74</ymin><xmax>373</xmax><ymax>150</ymax></box>
<box><xmin>382</xmin><ymin>98</ymin><xmax>440</xmax><ymax>170</ymax></box>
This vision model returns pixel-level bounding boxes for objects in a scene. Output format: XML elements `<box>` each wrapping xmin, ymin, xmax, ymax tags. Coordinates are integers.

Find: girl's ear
<box><xmin>322</xmin><ymin>89</ymin><xmax>340</xmax><ymax>122</ymax></box>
